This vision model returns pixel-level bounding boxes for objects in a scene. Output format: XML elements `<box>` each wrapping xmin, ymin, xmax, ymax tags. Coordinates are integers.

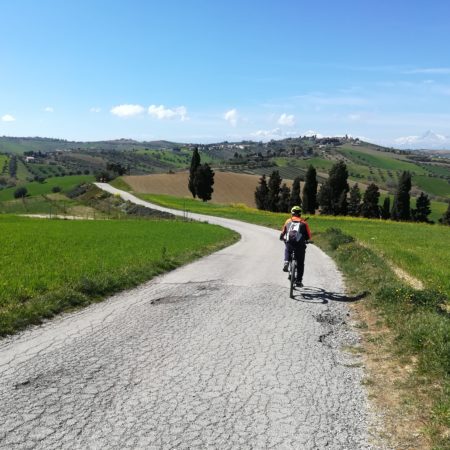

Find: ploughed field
<box><xmin>123</xmin><ymin>171</ymin><xmax>289</xmax><ymax>208</ymax></box>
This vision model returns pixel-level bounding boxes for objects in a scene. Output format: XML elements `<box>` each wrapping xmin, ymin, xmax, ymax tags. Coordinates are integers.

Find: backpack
<box><xmin>286</xmin><ymin>220</ymin><xmax>304</xmax><ymax>243</ymax></box>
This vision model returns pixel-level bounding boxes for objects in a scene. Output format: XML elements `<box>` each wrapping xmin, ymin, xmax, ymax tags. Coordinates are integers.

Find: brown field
<box><xmin>123</xmin><ymin>171</ymin><xmax>293</xmax><ymax>207</ymax></box>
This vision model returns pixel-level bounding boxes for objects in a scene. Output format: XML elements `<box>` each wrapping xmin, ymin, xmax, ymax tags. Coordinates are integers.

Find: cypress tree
<box><xmin>348</xmin><ymin>184</ymin><xmax>362</xmax><ymax>216</ymax></box>
<box><xmin>188</xmin><ymin>147</ymin><xmax>201</xmax><ymax>198</ymax></box>
<box><xmin>328</xmin><ymin>161</ymin><xmax>349</xmax><ymax>215</ymax></box>
<box><xmin>302</xmin><ymin>165</ymin><xmax>318</xmax><ymax>214</ymax></box>
<box><xmin>391</xmin><ymin>171</ymin><xmax>411</xmax><ymax>221</ymax></box>
<box><xmin>380</xmin><ymin>197</ymin><xmax>391</xmax><ymax>220</ymax></box>
<box><xmin>412</xmin><ymin>192</ymin><xmax>432</xmax><ymax>223</ymax></box>
<box><xmin>194</xmin><ymin>163</ymin><xmax>214</xmax><ymax>202</ymax></box>
<box><xmin>278</xmin><ymin>183</ymin><xmax>291</xmax><ymax>213</ymax></box>
<box><xmin>289</xmin><ymin>176</ymin><xmax>302</xmax><ymax>210</ymax></box>
<box><xmin>267</xmin><ymin>170</ymin><xmax>282</xmax><ymax>212</ymax></box>
<box><xmin>360</xmin><ymin>183</ymin><xmax>380</xmax><ymax>218</ymax></box>
<box><xmin>254</xmin><ymin>174</ymin><xmax>269</xmax><ymax>210</ymax></box>
<box><xmin>337</xmin><ymin>191</ymin><xmax>348</xmax><ymax>216</ymax></box>
<box><xmin>318</xmin><ymin>181</ymin><xmax>333</xmax><ymax>215</ymax></box>
<box><xmin>439</xmin><ymin>202</ymin><xmax>450</xmax><ymax>226</ymax></box>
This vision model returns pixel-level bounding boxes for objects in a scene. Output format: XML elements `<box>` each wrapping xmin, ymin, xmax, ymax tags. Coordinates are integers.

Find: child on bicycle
<box><xmin>279</xmin><ymin>205</ymin><xmax>312</xmax><ymax>287</ymax></box>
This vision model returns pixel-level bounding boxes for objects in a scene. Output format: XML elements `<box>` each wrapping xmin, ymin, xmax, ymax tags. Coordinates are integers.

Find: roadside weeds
<box><xmin>315</xmin><ymin>228</ymin><xmax>450</xmax><ymax>450</ymax></box>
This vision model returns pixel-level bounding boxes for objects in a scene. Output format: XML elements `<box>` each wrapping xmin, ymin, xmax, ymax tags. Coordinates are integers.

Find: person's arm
<box><xmin>280</xmin><ymin>219</ymin><xmax>289</xmax><ymax>240</ymax></box>
<box><xmin>303</xmin><ymin>221</ymin><xmax>312</xmax><ymax>240</ymax></box>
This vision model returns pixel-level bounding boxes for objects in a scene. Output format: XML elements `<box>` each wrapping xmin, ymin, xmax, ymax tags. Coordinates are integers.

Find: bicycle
<box><xmin>285</xmin><ymin>240</ymin><xmax>312</xmax><ymax>298</ymax></box>
<box><xmin>288</xmin><ymin>249</ymin><xmax>298</xmax><ymax>299</ymax></box>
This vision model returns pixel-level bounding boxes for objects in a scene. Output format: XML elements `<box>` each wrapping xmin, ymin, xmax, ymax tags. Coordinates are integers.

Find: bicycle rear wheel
<box><xmin>289</xmin><ymin>259</ymin><xmax>297</xmax><ymax>298</ymax></box>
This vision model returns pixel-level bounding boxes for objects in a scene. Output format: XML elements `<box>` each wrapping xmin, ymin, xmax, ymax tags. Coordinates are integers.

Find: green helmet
<box><xmin>291</xmin><ymin>205</ymin><xmax>302</xmax><ymax>214</ymax></box>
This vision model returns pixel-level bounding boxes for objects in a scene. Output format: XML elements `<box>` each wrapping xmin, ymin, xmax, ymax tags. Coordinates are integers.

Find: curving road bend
<box><xmin>0</xmin><ymin>184</ymin><xmax>384</xmax><ymax>449</ymax></box>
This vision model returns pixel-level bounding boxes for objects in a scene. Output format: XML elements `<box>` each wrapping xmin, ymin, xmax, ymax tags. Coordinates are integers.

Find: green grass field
<box><xmin>0</xmin><ymin>175</ymin><xmax>94</xmax><ymax>201</ymax></box>
<box><xmin>274</xmin><ymin>157</ymin><xmax>335</xmax><ymax>172</ymax></box>
<box><xmin>0</xmin><ymin>141</ymin><xmax>25</xmax><ymax>154</ymax></box>
<box><xmin>139</xmin><ymin>193</ymin><xmax>450</xmax><ymax>298</ymax></box>
<box><xmin>339</xmin><ymin>146</ymin><xmax>427</xmax><ymax>173</ymax></box>
<box><xmin>413</xmin><ymin>174</ymin><xmax>450</xmax><ymax>198</ymax></box>
<box><xmin>16</xmin><ymin>159</ymin><xmax>31</xmax><ymax>181</ymax></box>
<box><xmin>0</xmin><ymin>215</ymin><xmax>237</xmax><ymax>335</ymax></box>
<box><xmin>0</xmin><ymin>155</ymin><xmax>9</xmax><ymax>174</ymax></box>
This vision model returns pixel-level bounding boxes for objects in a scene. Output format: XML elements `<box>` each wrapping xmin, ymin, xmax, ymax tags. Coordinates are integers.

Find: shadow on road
<box><xmin>292</xmin><ymin>286</ymin><xmax>369</xmax><ymax>304</ymax></box>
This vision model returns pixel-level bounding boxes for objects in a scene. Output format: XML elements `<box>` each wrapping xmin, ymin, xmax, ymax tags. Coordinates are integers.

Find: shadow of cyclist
<box><xmin>291</xmin><ymin>286</ymin><xmax>369</xmax><ymax>304</ymax></box>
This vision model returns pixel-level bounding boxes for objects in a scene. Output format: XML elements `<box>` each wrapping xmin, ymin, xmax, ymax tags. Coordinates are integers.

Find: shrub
<box><xmin>66</xmin><ymin>183</ymin><xmax>90</xmax><ymax>199</ymax></box>
<box><xmin>51</xmin><ymin>186</ymin><xmax>61</xmax><ymax>193</ymax></box>
<box><xmin>14</xmin><ymin>187</ymin><xmax>28</xmax><ymax>198</ymax></box>
<box><xmin>325</xmin><ymin>227</ymin><xmax>355</xmax><ymax>250</ymax></box>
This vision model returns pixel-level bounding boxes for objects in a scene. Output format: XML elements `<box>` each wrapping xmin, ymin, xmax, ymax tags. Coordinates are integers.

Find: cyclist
<box><xmin>279</xmin><ymin>205</ymin><xmax>312</xmax><ymax>287</ymax></box>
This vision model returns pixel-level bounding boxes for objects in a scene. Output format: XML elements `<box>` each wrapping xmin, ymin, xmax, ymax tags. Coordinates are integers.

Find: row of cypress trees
<box><xmin>255</xmin><ymin>161</ymin><xmax>450</xmax><ymax>224</ymax></box>
<box><xmin>254</xmin><ymin>165</ymin><xmax>318</xmax><ymax>213</ymax></box>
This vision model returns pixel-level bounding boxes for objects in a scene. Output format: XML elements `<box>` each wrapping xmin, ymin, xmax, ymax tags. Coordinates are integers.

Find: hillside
<box><xmin>1</xmin><ymin>135</ymin><xmax>450</xmax><ymax>203</ymax></box>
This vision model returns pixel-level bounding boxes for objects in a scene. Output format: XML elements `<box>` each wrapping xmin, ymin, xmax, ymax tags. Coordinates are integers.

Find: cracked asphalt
<box><xmin>0</xmin><ymin>185</ymin><xmax>385</xmax><ymax>449</ymax></box>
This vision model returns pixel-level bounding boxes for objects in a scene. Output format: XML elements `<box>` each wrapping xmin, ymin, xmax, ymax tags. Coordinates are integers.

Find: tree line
<box><xmin>254</xmin><ymin>161</ymin><xmax>450</xmax><ymax>225</ymax></box>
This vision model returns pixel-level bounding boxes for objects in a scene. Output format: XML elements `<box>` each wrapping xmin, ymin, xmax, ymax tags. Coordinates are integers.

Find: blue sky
<box><xmin>1</xmin><ymin>0</ymin><xmax>450</xmax><ymax>146</ymax></box>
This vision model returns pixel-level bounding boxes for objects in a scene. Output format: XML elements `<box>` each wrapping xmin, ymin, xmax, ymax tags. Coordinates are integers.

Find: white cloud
<box><xmin>148</xmin><ymin>105</ymin><xmax>188</xmax><ymax>121</ymax></box>
<box><xmin>44</xmin><ymin>106</ymin><xmax>54</xmax><ymax>113</ymax></box>
<box><xmin>348</xmin><ymin>114</ymin><xmax>361</xmax><ymax>121</ymax></box>
<box><xmin>303</xmin><ymin>130</ymin><xmax>323</xmax><ymax>138</ymax></box>
<box><xmin>224</xmin><ymin>109</ymin><xmax>238</xmax><ymax>127</ymax></box>
<box><xmin>1</xmin><ymin>114</ymin><xmax>15</xmax><ymax>122</ymax></box>
<box><xmin>111</xmin><ymin>104</ymin><xmax>145</xmax><ymax>117</ymax></box>
<box><xmin>90</xmin><ymin>107</ymin><xmax>101</xmax><ymax>113</ymax></box>
<box><xmin>251</xmin><ymin>128</ymin><xmax>302</xmax><ymax>141</ymax></box>
<box><xmin>252</xmin><ymin>128</ymin><xmax>282</xmax><ymax>138</ymax></box>
<box><xmin>277</xmin><ymin>113</ymin><xmax>295</xmax><ymax>126</ymax></box>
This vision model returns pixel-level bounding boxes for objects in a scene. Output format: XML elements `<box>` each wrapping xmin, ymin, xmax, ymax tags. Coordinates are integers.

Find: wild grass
<box><xmin>0</xmin><ymin>215</ymin><xmax>238</xmax><ymax>336</ymax></box>
<box><xmin>317</xmin><ymin>228</ymin><xmax>449</xmax><ymax>448</ymax></box>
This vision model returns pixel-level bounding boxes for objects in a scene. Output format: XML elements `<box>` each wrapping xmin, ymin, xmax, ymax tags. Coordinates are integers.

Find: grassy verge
<box><xmin>0</xmin><ymin>215</ymin><xmax>238</xmax><ymax>336</ymax></box>
<box><xmin>316</xmin><ymin>229</ymin><xmax>449</xmax><ymax>449</ymax></box>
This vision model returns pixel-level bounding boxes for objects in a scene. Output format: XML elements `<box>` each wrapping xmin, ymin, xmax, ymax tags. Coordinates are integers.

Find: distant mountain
<box><xmin>394</xmin><ymin>130</ymin><xmax>450</xmax><ymax>150</ymax></box>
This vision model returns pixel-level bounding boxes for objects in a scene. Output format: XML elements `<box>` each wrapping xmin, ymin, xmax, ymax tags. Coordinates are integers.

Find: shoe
<box><xmin>295</xmin><ymin>281</ymin><xmax>303</xmax><ymax>287</ymax></box>
<box><xmin>282</xmin><ymin>262</ymin><xmax>289</xmax><ymax>272</ymax></box>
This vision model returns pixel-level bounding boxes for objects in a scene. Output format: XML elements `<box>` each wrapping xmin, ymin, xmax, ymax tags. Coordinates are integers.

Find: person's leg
<box><xmin>295</xmin><ymin>244</ymin><xmax>306</xmax><ymax>283</ymax></box>
<box><xmin>283</xmin><ymin>242</ymin><xmax>291</xmax><ymax>271</ymax></box>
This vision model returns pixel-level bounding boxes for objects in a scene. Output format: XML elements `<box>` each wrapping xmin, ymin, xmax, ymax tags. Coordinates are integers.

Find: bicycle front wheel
<box><xmin>289</xmin><ymin>259</ymin><xmax>297</xmax><ymax>298</ymax></box>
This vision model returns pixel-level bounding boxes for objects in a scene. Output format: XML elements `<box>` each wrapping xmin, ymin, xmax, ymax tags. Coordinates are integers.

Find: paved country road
<box><xmin>0</xmin><ymin>184</ymin><xmax>385</xmax><ymax>449</ymax></box>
